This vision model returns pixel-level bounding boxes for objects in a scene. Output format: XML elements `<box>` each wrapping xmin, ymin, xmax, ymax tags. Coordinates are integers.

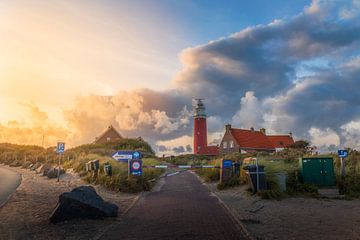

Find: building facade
<box><xmin>219</xmin><ymin>124</ymin><xmax>294</xmax><ymax>155</ymax></box>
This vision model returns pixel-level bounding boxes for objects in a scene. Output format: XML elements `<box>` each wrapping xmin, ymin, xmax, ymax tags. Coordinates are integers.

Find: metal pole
<box><xmin>341</xmin><ymin>157</ymin><xmax>346</xmax><ymax>179</ymax></box>
<box><xmin>256</xmin><ymin>158</ymin><xmax>259</xmax><ymax>192</ymax></box>
<box><xmin>128</xmin><ymin>160</ymin><xmax>130</xmax><ymax>178</ymax></box>
<box><xmin>57</xmin><ymin>154</ymin><xmax>61</xmax><ymax>182</ymax></box>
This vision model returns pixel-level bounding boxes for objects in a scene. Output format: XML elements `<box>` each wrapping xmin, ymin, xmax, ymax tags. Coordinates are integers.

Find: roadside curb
<box><xmin>190</xmin><ymin>171</ymin><xmax>254</xmax><ymax>240</ymax></box>
<box><xmin>91</xmin><ymin>191</ymin><xmax>143</xmax><ymax>240</ymax></box>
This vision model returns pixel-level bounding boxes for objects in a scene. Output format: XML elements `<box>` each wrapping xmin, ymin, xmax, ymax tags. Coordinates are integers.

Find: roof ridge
<box><xmin>96</xmin><ymin>125</ymin><xmax>122</xmax><ymax>141</ymax></box>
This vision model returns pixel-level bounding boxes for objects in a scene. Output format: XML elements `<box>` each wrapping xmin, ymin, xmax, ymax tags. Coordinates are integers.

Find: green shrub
<box><xmin>0</xmin><ymin>142</ymin><xmax>165</xmax><ymax>193</ymax></box>
<box><xmin>286</xmin><ymin>171</ymin><xmax>318</xmax><ymax>197</ymax></box>
<box><xmin>196</xmin><ymin>168</ymin><xmax>220</xmax><ymax>182</ymax></box>
<box><xmin>337</xmin><ymin>174</ymin><xmax>360</xmax><ymax>198</ymax></box>
<box><xmin>217</xmin><ymin>176</ymin><xmax>241</xmax><ymax>190</ymax></box>
<box><xmin>258</xmin><ymin>174</ymin><xmax>283</xmax><ymax>200</ymax></box>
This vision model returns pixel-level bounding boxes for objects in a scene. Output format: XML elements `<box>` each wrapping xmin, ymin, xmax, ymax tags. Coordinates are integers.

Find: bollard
<box><xmin>104</xmin><ymin>162</ymin><xmax>112</xmax><ymax>176</ymax></box>
<box><xmin>92</xmin><ymin>159</ymin><xmax>100</xmax><ymax>179</ymax></box>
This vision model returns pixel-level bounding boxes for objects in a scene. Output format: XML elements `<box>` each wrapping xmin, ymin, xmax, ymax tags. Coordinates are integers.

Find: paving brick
<box><xmin>101</xmin><ymin>171</ymin><xmax>248</xmax><ymax>240</ymax></box>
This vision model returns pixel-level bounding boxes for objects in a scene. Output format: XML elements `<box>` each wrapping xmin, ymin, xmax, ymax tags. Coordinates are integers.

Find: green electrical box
<box><xmin>299</xmin><ymin>157</ymin><xmax>336</xmax><ymax>187</ymax></box>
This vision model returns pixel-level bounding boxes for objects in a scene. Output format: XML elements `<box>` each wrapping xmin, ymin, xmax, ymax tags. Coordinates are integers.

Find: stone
<box><xmin>35</xmin><ymin>164</ymin><xmax>52</xmax><ymax>175</ymax></box>
<box><xmin>9</xmin><ymin>160</ymin><xmax>21</xmax><ymax>167</ymax></box>
<box><xmin>21</xmin><ymin>161</ymin><xmax>32</xmax><ymax>169</ymax></box>
<box><xmin>46</xmin><ymin>167</ymin><xmax>65</xmax><ymax>179</ymax></box>
<box><xmin>30</xmin><ymin>162</ymin><xmax>42</xmax><ymax>171</ymax></box>
<box><xmin>50</xmin><ymin>186</ymin><xmax>118</xmax><ymax>223</ymax></box>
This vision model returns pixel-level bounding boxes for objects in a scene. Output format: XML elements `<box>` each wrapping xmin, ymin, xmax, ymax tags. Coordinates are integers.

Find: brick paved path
<box><xmin>101</xmin><ymin>171</ymin><xmax>248</xmax><ymax>240</ymax></box>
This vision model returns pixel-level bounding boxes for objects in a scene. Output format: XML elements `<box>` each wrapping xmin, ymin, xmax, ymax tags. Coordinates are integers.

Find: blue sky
<box><xmin>152</xmin><ymin>0</ymin><xmax>312</xmax><ymax>43</ymax></box>
<box><xmin>1</xmin><ymin>0</ymin><xmax>360</xmax><ymax>154</ymax></box>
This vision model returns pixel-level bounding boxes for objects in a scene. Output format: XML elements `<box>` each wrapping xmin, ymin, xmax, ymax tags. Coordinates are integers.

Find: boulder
<box><xmin>49</xmin><ymin>186</ymin><xmax>118</xmax><ymax>223</ymax></box>
<box><xmin>9</xmin><ymin>160</ymin><xmax>21</xmax><ymax>167</ymax></box>
<box><xmin>36</xmin><ymin>164</ymin><xmax>52</xmax><ymax>175</ymax></box>
<box><xmin>21</xmin><ymin>161</ymin><xmax>32</xmax><ymax>169</ymax></box>
<box><xmin>30</xmin><ymin>162</ymin><xmax>42</xmax><ymax>171</ymax></box>
<box><xmin>46</xmin><ymin>167</ymin><xmax>65</xmax><ymax>179</ymax></box>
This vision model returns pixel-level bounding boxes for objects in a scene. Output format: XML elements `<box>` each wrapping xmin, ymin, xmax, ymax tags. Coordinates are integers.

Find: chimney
<box><xmin>260</xmin><ymin>128</ymin><xmax>266</xmax><ymax>135</ymax></box>
<box><xmin>289</xmin><ymin>132</ymin><xmax>293</xmax><ymax>138</ymax></box>
<box><xmin>225</xmin><ymin>124</ymin><xmax>232</xmax><ymax>131</ymax></box>
<box><xmin>250</xmin><ymin>127</ymin><xmax>254</xmax><ymax>132</ymax></box>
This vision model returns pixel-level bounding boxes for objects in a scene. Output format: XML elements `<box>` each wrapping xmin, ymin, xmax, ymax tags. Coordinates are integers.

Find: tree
<box><xmin>289</xmin><ymin>140</ymin><xmax>310</xmax><ymax>150</ymax></box>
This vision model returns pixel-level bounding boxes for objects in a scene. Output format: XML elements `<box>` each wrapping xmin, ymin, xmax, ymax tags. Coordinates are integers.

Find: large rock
<box><xmin>35</xmin><ymin>164</ymin><xmax>52</xmax><ymax>175</ymax></box>
<box><xmin>49</xmin><ymin>186</ymin><xmax>118</xmax><ymax>223</ymax></box>
<box><xmin>30</xmin><ymin>162</ymin><xmax>42</xmax><ymax>171</ymax></box>
<box><xmin>9</xmin><ymin>160</ymin><xmax>21</xmax><ymax>167</ymax></box>
<box><xmin>46</xmin><ymin>167</ymin><xmax>65</xmax><ymax>179</ymax></box>
<box><xmin>21</xmin><ymin>161</ymin><xmax>32</xmax><ymax>169</ymax></box>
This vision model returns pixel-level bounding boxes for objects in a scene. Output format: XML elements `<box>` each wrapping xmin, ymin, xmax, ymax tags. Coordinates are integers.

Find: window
<box><xmin>223</xmin><ymin>141</ymin><xmax>227</xmax><ymax>149</ymax></box>
<box><xmin>230</xmin><ymin>140</ymin><xmax>234</xmax><ymax>148</ymax></box>
<box><xmin>107</xmin><ymin>137</ymin><xmax>111</xmax><ymax>141</ymax></box>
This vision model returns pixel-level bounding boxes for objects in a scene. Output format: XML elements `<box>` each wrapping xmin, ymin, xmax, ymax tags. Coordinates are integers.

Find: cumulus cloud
<box><xmin>308</xmin><ymin>127</ymin><xmax>340</xmax><ymax>150</ymax></box>
<box><xmin>64</xmin><ymin>89</ymin><xmax>192</xmax><ymax>146</ymax></box>
<box><xmin>232</xmin><ymin>91</ymin><xmax>263</xmax><ymax>129</ymax></box>
<box><xmin>3</xmin><ymin>0</ymin><xmax>360</xmax><ymax>153</ymax></box>
<box><xmin>169</xmin><ymin>0</ymin><xmax>360</xmax><ymax>149</ymax></box>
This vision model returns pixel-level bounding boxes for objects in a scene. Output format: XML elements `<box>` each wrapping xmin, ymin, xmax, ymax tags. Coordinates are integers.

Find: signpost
<box><xmin>56</xmin><ymin>142</ymin><xmax>65</xmax><ymax>182</ymax></box>
<box><xmin>111</xmin><ymin>151</ymin><xmax>142</xmax><ymax>163</ymax></box>
<box><xmin>338</xmin><ymin>149</ymin><xmax>348</xmax><ymax>178</ymax></box>
<box><xmin>129</xmin><ymin>159</ymin><xmax>142</xmax><ymax>176</ymax></box>
<box><xmin>111</xmin><ymin>151</ymin><xmax>142</xmax><ymax>176</ymax></box>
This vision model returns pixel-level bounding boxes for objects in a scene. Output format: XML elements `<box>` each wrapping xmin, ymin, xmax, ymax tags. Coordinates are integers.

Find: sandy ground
<box><xmin>0</xmin><ymin>164</ymin><xmax>138</xmax><ymax>240</ymax></box>
<box><xmin>212</xmin><ymin>184</ymin><xmax>360</xmax><ymax>240</ymax></box>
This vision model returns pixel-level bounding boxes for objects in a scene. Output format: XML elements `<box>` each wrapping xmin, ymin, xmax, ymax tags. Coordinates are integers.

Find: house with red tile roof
<box><xmin>219</xmin><ymin>124</ymin><xmax>294</xmax><ymax>155</ymax></box>
<box><xmin>94</xmin><ymin>125</ymin><xmax>123</xmax><ymax>144</ymax></box>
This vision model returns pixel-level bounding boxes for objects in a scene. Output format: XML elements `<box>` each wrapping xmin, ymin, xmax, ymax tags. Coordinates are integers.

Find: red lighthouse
<box><xmin>193</xmin><ymin>99</ymin><xmax>208</xmax><ymax>154</ymax></box>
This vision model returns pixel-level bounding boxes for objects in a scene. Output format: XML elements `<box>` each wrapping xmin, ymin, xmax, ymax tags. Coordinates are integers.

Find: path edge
<box><xmin>0</xmin><ymin>165</ymin><xmax>23</xmax><ymax>209</ymax></box>
<box><xmin>190</xmin><ymin>170</ymin><xmax>254</xmax><ymax>240</ymax></box>
<box><xmin>91</xmin><ymin>191</ymin><xmax>143</xmax><ymax>240</ymax></box>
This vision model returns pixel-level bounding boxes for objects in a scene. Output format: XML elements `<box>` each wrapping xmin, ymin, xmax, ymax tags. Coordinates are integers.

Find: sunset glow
<box><xmin>1</xmin><ymin>0</ymin><xmax>360</xmax><ymax>155</ymax></box>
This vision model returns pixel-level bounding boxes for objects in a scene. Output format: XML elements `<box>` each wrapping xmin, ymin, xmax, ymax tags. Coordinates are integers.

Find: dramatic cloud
<box><xmin>64</xmin><ymin>89</ymin><xmax>192</xmax><ymax>146</ymax></box>
<box><xmin>232</xmin><ymin>91</ymin><xmax>263</xmax><ymax>129</ymax></box>
<box><xmin>2</xmin><ymin>0</ymin><xmax>360</xmax><ymax>153</ymax></box>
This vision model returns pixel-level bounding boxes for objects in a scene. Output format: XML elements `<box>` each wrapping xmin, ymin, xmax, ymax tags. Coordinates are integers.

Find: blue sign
<box><xmin>112</xmin><ymin>151</ymin><xmax>142</xmax><ymax>162</ymax></box>
<box><xmin>222</xmin><ymin>159</ymin><xmax>233</xmax><ymax>168</ymax></box>
<box><xmin>57</xmin><ymin>142</ymin><xmax>65</xmax><ymax>154</ymax></box>
<box><xmin>338</xmin><ymin>150</ymin><xmax>348</xmax><ymax>158</ymax></box>
<box><xmin>132</xmin><ymin>151</ymin><xmax>141</xmax><ymax>159</ymax></box>
<box><xmin>129</xmin><ymin>159</ymin><xmax>142</xmax><ymax>176</ymax></box>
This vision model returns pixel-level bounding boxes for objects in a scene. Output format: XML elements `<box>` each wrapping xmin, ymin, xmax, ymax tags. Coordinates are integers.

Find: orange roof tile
<box><xmin>230</xmin><ymin>129</ymin><xmax>274</xmax><ymax>150</ymax></box>
<box><xmin>267</xmin><ymin>135</ymin><xmax>294</xmax><ymax>148</ymax></box>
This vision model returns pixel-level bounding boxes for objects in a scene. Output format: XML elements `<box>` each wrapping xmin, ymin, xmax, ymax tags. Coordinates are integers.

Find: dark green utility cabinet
<box><xmin>299</xmin><ymin>157</ymin><xmax>335</xmax><ymax>187</ymax></box>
